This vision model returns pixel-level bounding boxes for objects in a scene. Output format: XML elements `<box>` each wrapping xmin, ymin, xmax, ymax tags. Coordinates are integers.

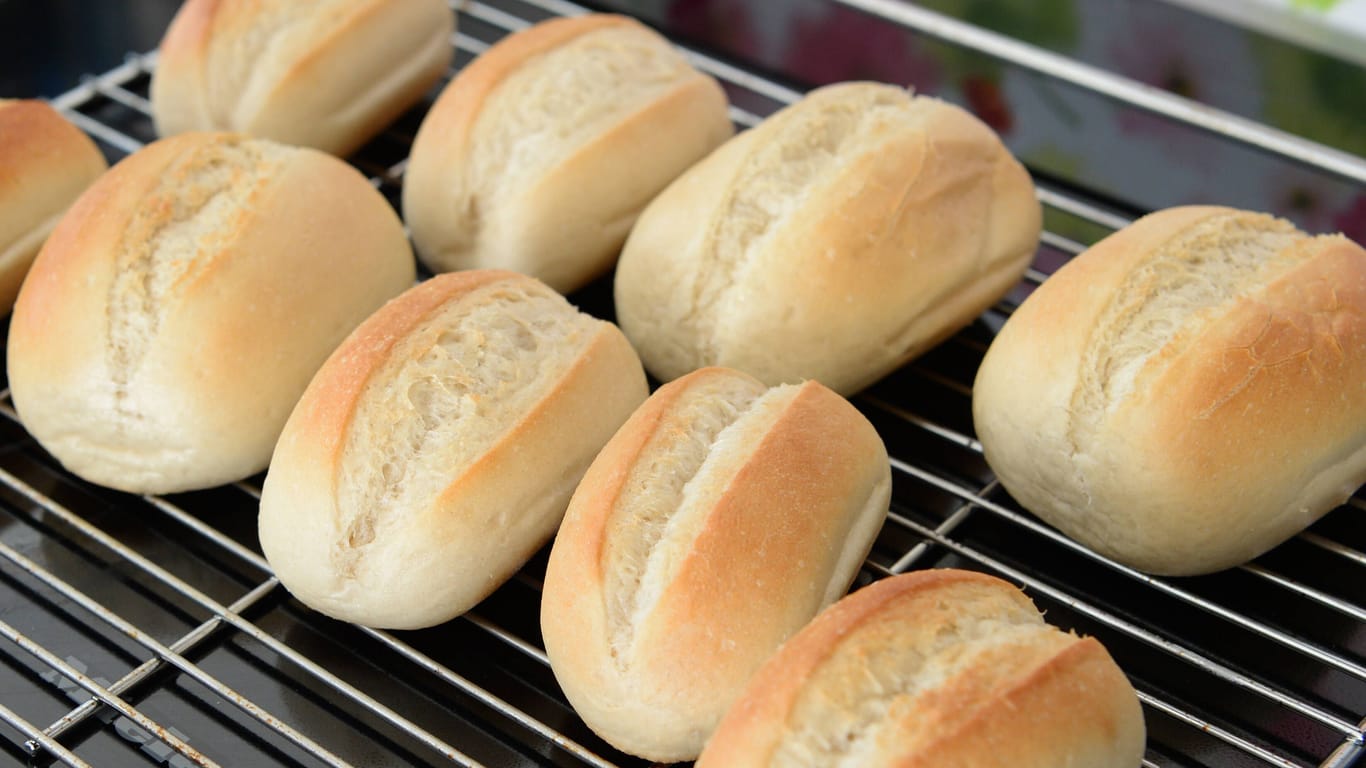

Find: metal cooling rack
<box><xmin>1</xmin><ymin>0</ymin><xmax>1364</xmax><ymax>766</ymax></box>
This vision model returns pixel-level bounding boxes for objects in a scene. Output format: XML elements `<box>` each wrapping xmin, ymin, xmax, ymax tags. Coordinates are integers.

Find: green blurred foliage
<box><xmin>1255</xmin><ymin>37</ymin><xmax>1366</xmax><ymax>156</ymax></box>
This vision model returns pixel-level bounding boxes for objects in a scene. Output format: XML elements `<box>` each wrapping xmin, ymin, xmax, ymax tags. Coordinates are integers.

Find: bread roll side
<box><xmin>405</xmin><ymin>14</ymin><xmax>731</xmax><ymax>292</ymax></box>
<box><xmin>9</xmin><ymin>136</ymin><xmax>196</xmax><ymax>487</ymax></box>
<box><xmin>495</xmin><ymin>69</ymin><xmax>732</xmax><ymax>293</ymax></box>
<box><xmin>615</xmin><ymin>82</ymin><xmax>1040</xmax><ymax>394</ymax></box>
<box><xmin>1101</xmin><ymin>231</ymin><xmax>1366</xmax><ymax>572</ymax></box>
<box><xmin>239</xmin><ymin>0</ymin><xmax>453</xmax><ymax>157</ymax></box>
<box><xmin>149</xmin><ymin>0</ymin><xmax>216</xmax><ymax>139</ymax></box>
<box><xmin>260</xmin><ymin>273</ymin><xmax>512</xmax><ymax>621</ymax></box>
<box><xmin>9</xmin><ymin>133</ymin><xmax>414</xmax><ymax>493</ymax></box>
<box><xmin>613</xmin><ymin>128</ymin><xmax>760</xmax><ymax>382</ymax></box>
<box><xmin>0</xmin><ymin>101</ymin><xmax>108</xmax><ymax>313</ymax></box>
<box><xmin>404</xmin><ymin>15</ymin><xmax>638</xmax><ymax>276</ymax></box>
<box><xmin>543</xmin><ymin>369</ymin><xmax>890</xmax><ymax>761</ymax></box>
<box><xmin>716</xmin><ymin>95</ymin><xmax>1039</xmax><ymax>394</ymax></box>
<box><xmin>975</xmin><ymin>205</ymin><xmax>1366</xmax><ymax>574</ymax></box>
<box><xmin>261</xmin><ymin>271</ymin><xmax>648</xmax><ymax>629</ymax></box>
<box><xmin>152</xmin><ymin>0</ymin><xmax>453</xmax><ymax>156</ymax></box>
<box><xmin>697</xmin><ymin>570</ymin><xmax>1145</xmax><ymax>768</ymax></box>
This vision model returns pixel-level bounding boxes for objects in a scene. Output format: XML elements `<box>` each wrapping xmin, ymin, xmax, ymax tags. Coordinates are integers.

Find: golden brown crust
<box><xmin>259</xmin><ymin>270</ymin><xmax>648</xmax><ymax>629</ymax></box>
<box><xmin>286</xmin><ymin>271</ymin><xmax>512</xmax><ymax>473</ymax></box>
<box><xmin>974</xmin><ymin>205</ymin><xmax>1366</xmax><ymax>574</ymax></box>
<box><xmin>698</xmin><ymin>570</ymin><xmax>1012</xmax><ymax>765</ymax></box>
<box><xmin>542</xmin><ymin>367</ymin><xmax>891</xmax><ymax>761</ymax></box>
<box><xmin>893</xmin><ymin>638</ymin><xmax>1144</xmax><ymax>768</ymax></box>
<box><xmin>614</xmin><ymin>82</ymin><xmax>1040</xmax><ymax>395</ymax></box>
<box><xmin>151</xmin><ymin>0</ymin><xmax>228</xmax><ymax>134</ymax></box>
<box><xmin>152</xmin><ymin>0</ymin><xmax>452</xmax><ymax>155</ymax></box>
<box><xmin>407</xmin><ymin>14</ymin><xmax>632</xmax><ymax>180</ymax></box>
<box><xmin>403</xmin><ymin>13</ymin><xmax>731</xmax><ymax>293</ymax></box>
<box><xmin>0</xmin><ymin>100</ymin><xmax>108</xmax><ymax>313</ymax></box>
<box><xmin>8</xmin><ymin>132</ymin><xmax>414</xmax><ymax>493</ymax></box>
<box><xmin>633</xmin><ymin>380</ymin><xmax>887</xmax><ymax>684</ymax></box>
<box><xmin>697</xmin><ymin>571</ymin><xmax>1145</xmax><ymax>768</ymax></box>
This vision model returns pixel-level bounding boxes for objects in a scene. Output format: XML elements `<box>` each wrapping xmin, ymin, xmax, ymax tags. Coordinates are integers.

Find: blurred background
<box><xmin>2</xmin><ymin>0</ymin><xmax>1363</xmax><ymax>244</ymax></box>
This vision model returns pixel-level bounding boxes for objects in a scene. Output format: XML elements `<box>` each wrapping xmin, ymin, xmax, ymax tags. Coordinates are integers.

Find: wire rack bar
<box><xmin>860</xmin><ymin>394</ymin><xmax>1366</xmax><ymax>654</ymax></box>
<box><xmin>858</xmin><ymin>395</ymin><xmax>983</xmax><ymax>452</ymax></box>
<box><xmin>455</xmin><ymin>31</ymin><xmax>493</xmax><ymax>56</ymax></box>
<box><xmin>139</xmin><ymin>491</ymin><xmax>616</xmax><ymax>768</ymax></box>
<box><xmin>1298</xmin><ymin>533</ymin><xmax>1366</xmax><ymax>566</ymax></box>
<box><xmin>88</xmin><ymin>79</ymin><xmax>153</xmax><ymax>114</ymax></box>
<box><xmin>1323</xmin><ymin>722</ymin><xmax>1366</xmax><ymax>768</ymax></box>
<box><xmin>10</xmin><ymin>3</ymin><xmax>1361</xmax><ymax>766</ymax></box>
<box><xmin>48</xmin><ymin>52</ymin><xmax>154</xmax><ymax>111</ymax></box>
<box><xmin>885</xmin><ymin>468</ymin><xmax>1363</xmax><ymax>739</ymax></box>
<box><xmin>358</xmin><ymin>628</ymin><xmax>618</xmax><ymax>768</ymax></box>
<box><xmin>462</xmin><ymin>613</ymin><xmax>552</xmax><ymax>668</ymax></box>
<box><xmin>40</xmin><ymin>577</ymin><xmax>281</xmax><ymax>744</ymax></box>
<box><xmin>1034</xmin><ymin>186</ymin><xmax>1134</xmax><ymax>230</ymax></box>
<box><xmin>1039</xmin><ymin>229</ymin><xmax>1090</xmax><ymax>255</ymax></box>
<box><xmin>0</xmin><ymin>702</ymin><xmax>93</xmax><ymax>768</ymax></box>
<box><xmin>1240</xmin><ymin>564</ymin><xmax>1366</xmax><ymax>623</ymax></box>
<box><xmin>0</xmin><ymin>617</ymin><xmax>218</xmax><ymax>768</ymax></box>
<box><xmin>833</xmin><ymin>0</ymin><xmax>1366</xmax><ymax>186</ymax></box>
<box><xmin>0</xmin><ymin>540</ymin><xmax>351</xmax><ymax>768</ymax></box>
<box><xmin>891</xmin><ymin>456</ymin><xmax>1366</xmax><ymax>698</ymax></box>
<box><xmin>0</xmin><ymin>464</ymin><xmax>487</xmax><ymax>768</ymax></box>
<box><xmin>1135</xmin><ymin>690</ymin><xmax>1308</xmax><ymax>768</ymax></box>
<box><xmin>885</xmin><ymin>510</ymin><xmax>1324</xmax><ymax>767</ymax></box>
<box><xmin>480</xmin><ymin>0</ymin><xmax>1139</xmax><ymax>234</ymax></box>
<box><xmin>907</xmin><ymin>366</ymin><xmax>974</xmax><ymax>397</ymax></box>
<box><xmin>889</xmin><ymin>484</ymin><xmax>989</xmax><ymax>574</ymax></box>
<box><xmin>61</xmin><ymin>110</ymin><xmax>145</xmax><ymax>156</ymax></box>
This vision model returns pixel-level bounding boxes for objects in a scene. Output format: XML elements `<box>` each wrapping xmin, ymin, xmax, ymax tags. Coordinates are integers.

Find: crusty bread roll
<box><xmin>541</xmin><ymin>367</ymin><xmax>891</xmax><ymax>761</ymax></box>
<box><xmin>8</xmin><ymin>132</ymin><xmax>415</xmax><ymax>494</ymax></box>
<box><xmin>613</xmin><ymin>81</ymin><xmax>1041</xmax><ymax>396</ymax></box>
<box><xmin>697</xmin><ymin>569</ymin><xmax>1146</xmax><ymax>768</ymax></box>
<box><xmin>151</xmin><ymin>0</ymin><xmax>452</xmax><ymax>157</ymax></box>
<box><xmin>259</xmin><ymin>270</ymin><xmax>648</xmax><ymax>630</ymax></box>
<box><xmin>403</xmin><ymin>14</ymin><xmax>733</xmax><ymax>294</ymax></box>
<box><xmin>973</xmin><ymin>206</ymin><xmax>1366</xmax><ymax>576</ymax></box>
<box><xmin>0</xmin><ymin>100</ymin><xmax>107</xmax><ymax>315</ymax></box>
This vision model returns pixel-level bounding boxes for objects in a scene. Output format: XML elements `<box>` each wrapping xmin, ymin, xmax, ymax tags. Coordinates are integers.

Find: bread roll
<box><xmin>0</xmin><ymin>100</ymin><xmax>107</xmax><ymax>315</ymax></box>
<box><xmin>151</xmin><ymin>0</ymin><xmax>452</xmax><ymax>157</ymax></box>
<box><xmin>259</xmin><ymin>270</ymin><xmax>648</xmax><ymax>630</ymax></box>
<box><xmin>697</xmin><ymin>569</ymin><xmax>1145</xmax><ymax>768</ymax></box>
<box><xmin>403</xmin><ymin>14</ymin><xmax>733</xmax><ymax>294</ymax></box>
<box><xmin>541</xmin><ymin>367</ymin><xmax>891</xmax><ymax>761</ymax></box>
<box><xmin>973</xmin><ymin>206</ymin><xmax>1366</xmax><ymax>575</ymax></box>
<box><xmin>613</xmin><ymin>81</ymin><xmax>1041</xmax><ymax>395</ymax></box>
<box><xmin>8</xmin><ymin>132</ymin><xmax>415</xmax><ymax>494</ymax></box>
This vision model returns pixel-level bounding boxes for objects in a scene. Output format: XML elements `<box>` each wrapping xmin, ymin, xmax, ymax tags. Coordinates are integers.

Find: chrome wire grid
<box><xmin>0</xmin><ymin>1</ymin><xmax>1363</xmax><ymax>767</ymax></box>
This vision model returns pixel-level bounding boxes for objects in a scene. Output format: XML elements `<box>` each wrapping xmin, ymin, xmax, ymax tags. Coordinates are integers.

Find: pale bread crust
<box><xmin>614</xmin><ymin>81</ymin><xmax>1041</xmax><ymax>395</ymax></box>
<box><xmin>541</xmin><ymin>367</ymin><xmax>891</xmax><ymax>761</ymax></box>
<box><xmin>973</xmin><ymin>206</ymin><xmax>1366</xmax><ymax>575</ymax></box>
<box><xmin>151</xmin><ymin>0</ymin><xmax>453</xmax><ymax>156</ymax></box>
<box><xmin>697</xmin><ymin>570</ymin><xmax>1145</xmax><ymax>768</ymax></box>
<box><xmin>402</xmin><ymin>14</ymin><xmax>733</xmax><ymax>294</ymax></box>
<box><xmin>259</xmin><ymin>271</ymin><xmax>648</xmax><ymax>630</ymax></box>
<box><xmin>7</xmin><ymin>132</ymin><xmax>415</xmax><ymax>494</ymax></box>
<box><xmin>0</xmin><ymin>100</ymin><xmax>107</xmax><ymax>314</ymax></box>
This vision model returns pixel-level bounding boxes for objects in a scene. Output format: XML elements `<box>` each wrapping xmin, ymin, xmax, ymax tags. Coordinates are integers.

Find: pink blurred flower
<box><xmin>1266</xmin><ymin>167</ymin><xmax>1361</xmax><ymax>235</ymax></box>
<box><xmin>1333</xmin><ymin>195</ymin><xmax>1366</xmax><ymax>247</ymax></box>
<box><xmin>1104</xmin><ymin>13</ymin><xmax>1256</xmax><ymax>166</ymax></box>
<box><xmin>962</xmin><ymin>74</ymin><xmax>1013</xmax><ymax>135</ymax></box>
<box><xmin>780</xmin><ymin>5</ymin><xmax>942</xmax><ymax>92</ymax></box>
